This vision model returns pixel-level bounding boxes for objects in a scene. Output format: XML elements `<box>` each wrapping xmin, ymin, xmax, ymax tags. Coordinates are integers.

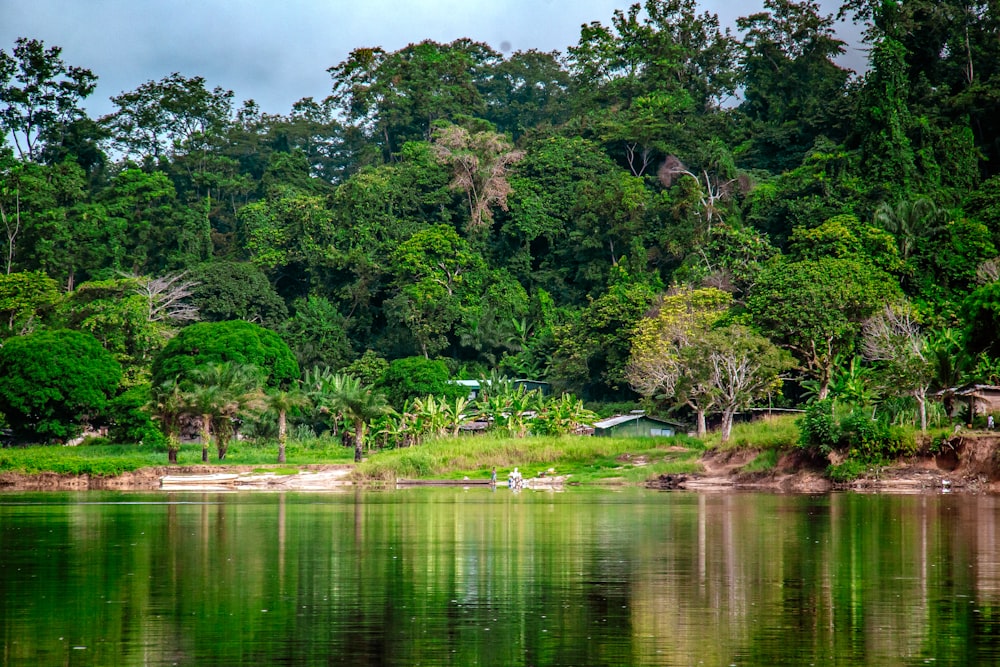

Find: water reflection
<box><xmin>2</xmin><ymin>490</ymin><xmax>1000</xmax><ymax>666</ymax></box>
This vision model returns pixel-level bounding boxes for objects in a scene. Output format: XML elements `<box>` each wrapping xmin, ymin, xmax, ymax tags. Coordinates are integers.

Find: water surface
<box><xmin>2</xmin><ymin>489</ymin><xmax>999</xmax><ymax>666</ymax></box>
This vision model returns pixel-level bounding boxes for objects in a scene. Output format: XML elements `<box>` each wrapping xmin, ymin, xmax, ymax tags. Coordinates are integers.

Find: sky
<box><xmin>0</xmin><ymin>0</ymin><xmax>865</xmax><ymax>118</ymax></box>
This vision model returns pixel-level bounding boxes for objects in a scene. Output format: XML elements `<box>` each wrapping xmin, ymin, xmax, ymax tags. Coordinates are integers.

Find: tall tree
<box><xmin>326</xmin><ymin>374</ymin><xmax>393</xmax><ymax>462</ymax></box>
<box><xmin>0</xmin><ymin>38</ymin><xmax>97</xmax><ymax>161</ymax></box>
<box><xmin>430</xmin><ymin>122</ymin><xmax>524</xmax><ymax>235</ymax></box>
<box><xmin>627</xmin><ymin>285</ymin><xmax>732</xmax><ymax>434</ymax></box>
<box><xmin>736</xmin><ymin>0</ymin><xmax>852</xmax><ymax>171</ymax></box>
<box><xmin>102</xmin><ymin>72</ymin><xmax>234</xmax><ymax>162</ymax></box>
<box><xmin>747</xmin><ymin>257</ymin><xmax>902</xmax><ymax>399</ymax></box>
<box><xmin>329</xmin><ymin>39</ymin><xmax>500</xmax><ymax>158</ymax></box>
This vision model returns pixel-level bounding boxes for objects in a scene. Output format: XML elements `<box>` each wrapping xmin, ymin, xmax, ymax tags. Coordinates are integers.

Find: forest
<box><xmin>2</xmin><ymin>0</ymin><xmax>1000</xmax><ymax>467</ymax></box>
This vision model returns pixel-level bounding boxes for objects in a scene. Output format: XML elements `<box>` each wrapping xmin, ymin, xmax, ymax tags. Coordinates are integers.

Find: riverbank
<box><xmin>4</xmin><ymin>432</ymin><xmax>1000</xmax><ymax>493</ymax></box>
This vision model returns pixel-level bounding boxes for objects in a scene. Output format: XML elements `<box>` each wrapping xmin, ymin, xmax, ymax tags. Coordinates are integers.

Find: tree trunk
<box><xmin>720</xmin><ymin>408</ymin><xmax>736</xmax><ymax>443</ymax></box>
<box><xmin>916</xmin><ymin>391</ymin><xmax>927</xmax><ymax>432</ymax></box>
<box><xmin>353</xmin><ymin>419</ymin><xmax>365</xmax><ymax>463</ymax></box>
<box><xmin>277</xmin><ymin>409</ymin><xmax>287</xmax><ymax>463</ymax></box>
<box><xmin>696</xmin><ymin>409</ymin><xmax>707</xmax><ymax>437</ymax></box>
<box><xmin>201</xmin><ymin>414</ymin><xmax>211</xmax><ymax>463</ymax></box>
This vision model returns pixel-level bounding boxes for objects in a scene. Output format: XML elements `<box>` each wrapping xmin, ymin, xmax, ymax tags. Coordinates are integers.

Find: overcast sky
<box><xmin>0</xmin><ymin>0</ymin><xmax>865</xmax><ymax>118</ymax></box>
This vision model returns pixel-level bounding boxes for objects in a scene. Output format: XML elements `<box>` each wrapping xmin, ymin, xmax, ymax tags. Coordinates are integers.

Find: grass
<box><xmin>740</xmin><ymin>448</ymin><xmax>779</xmax><ymax>474</ymax></box>
<box><xmin>355</xmin><ymin>433</ymin><xmax>705</xmax><ymax>484</ymax></box>
<box><xmin>0</xmin><ymin>436</ymin><xmax>355</xmax><ymax>476</ymax></box>
<box><xmin>1</xmin><ymin>419</ymin><xmax>809</xmax><ymax>485</ymax></box>
<box><xmin>701</xmin><ymin>414</ymin><xmax>801</xmax><ymax>451</ymax></box>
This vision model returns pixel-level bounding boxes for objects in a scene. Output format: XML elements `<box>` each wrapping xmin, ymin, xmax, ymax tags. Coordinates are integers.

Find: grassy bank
<box><xmin>0</xmin><ymin>415</ymin><xmax>841</xmax><ymax>484</ymax></box>
<box><xmin>0</xmin><ymin>437</ymin><xmax>354</xmax><ymax>476</ymax></box>
<box><xmin>355</xmin><ymin>433</ymin><xmax>705</xmax><ymax>484</ymax></box>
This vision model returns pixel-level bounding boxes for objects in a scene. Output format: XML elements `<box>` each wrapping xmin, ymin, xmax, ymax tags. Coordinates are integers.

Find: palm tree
<box><xmin>185</xmin><ymin>362</ymin><xmax>264</xmax><ymax>461</ymax></box>
<box><xmin>148</xmin><ymin>380</ymin><xmax>186</xmax><ymax>464</ymax></box>
<box><xmin>874</xmin><ymin>198</ymin><xmax>948</xmax><ymax>261</ymax></box>
<box><xmin>263</xmin><ymin>387</ymin><xmax>310</xmax><ymax>463</ymax></box>
<box><xmin>326</xmin><ymin>375</ymin><xmax>394</xmax><ymax>462</ymax></box>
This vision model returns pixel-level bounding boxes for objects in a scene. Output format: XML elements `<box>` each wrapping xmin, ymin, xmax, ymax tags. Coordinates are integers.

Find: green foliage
<box><xmin>342</xmin><ymin>350</ymin><xmax>389</xmax><ymax>387</ymax></box>
<box><xmin>0</xmin><ymin>329</ymin><xmax>121</xmax><ymax>441</ymax></box>
<box><xmin>798</xmin><ymin>399</ymin><xmax>913</xmax><ymax>463</ymax></box>
<box><xmin>105</xmin><ymin>384</ymin><xmax>163</xmax><ymax>446</ymax></box>
<box><xmin>151</xmin><ymin>320</ymin><xmax>299</xmax><ymax>389</ymax></box>
<box><xmin>377</xmin><ymin>357</ymin><xmax>466</xmax><ymax>408</ymax></box>
<box><xmin>748</xmin><ymin>256</ymin><xmax>903</xmax><ymax>397</ymax></box>
<box><xmin>7</xmin><ymin>3</ymin><xmax>1000</xmax><ymax>428</ymax></box>
<box><xmin>826</xmin><ymin>458</ymin><xmax>869</xmax><ymax>483</ymax></box>
<box><xmin>798</xmin><ymin>399</ymin><xmax>837</xmax><ymax>455</ymax></box>
<box><xmin>279</xmin><ymin>296</ymin><xmax>353</xmax><ymax>371</ymax></box>
<box><xmin>188</xmin><ymin>261</ymin><xmax>288</xmax><ymax>328</ymax></box>
<box><xmin>0</xmin><ymin>270</ymin><xmax>59</xmax><ymax>336</ymax></box>
<box><xmin>741</xmin><ymin>448</ymin><xmax>779</xmax><ymax>474</ymax></box>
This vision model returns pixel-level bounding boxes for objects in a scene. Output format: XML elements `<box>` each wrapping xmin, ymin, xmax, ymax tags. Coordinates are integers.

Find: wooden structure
<box><xmin>954</xmin><ymin>385</ymin><xmax>1000</xmax><ymax>417</ymax></box>
<box><xmin>592</xmin><ymin>414</ymin><xmax>681</xmax><ymax>438</ymax></box>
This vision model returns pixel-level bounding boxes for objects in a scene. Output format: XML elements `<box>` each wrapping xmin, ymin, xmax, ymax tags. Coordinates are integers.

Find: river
<box><xmin>2</xmin><ymin>488</ymin><xmax>998</xmax><ymax>666</ymax></box>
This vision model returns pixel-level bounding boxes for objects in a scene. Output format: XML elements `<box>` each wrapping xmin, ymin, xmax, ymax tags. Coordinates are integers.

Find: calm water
<box><xmin>2</xmin><ymin>488</ymin><xmax>1000</xmax><ymax>666</ymax></box>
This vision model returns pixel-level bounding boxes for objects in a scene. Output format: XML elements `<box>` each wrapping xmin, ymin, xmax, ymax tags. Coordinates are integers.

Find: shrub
<box><xmin>106</xmin><ymin>385</ymin><xmax>162</xmax><ymax>445</ymax></box>
<box><xmin>798</xmin><ymin>399</ymin><xmax>837</xmax><ymax>455</ymax></box>
<box><xmin>839</xmin><ymin>411</ymin><xmax>913</xmax><ymax>462</ymax></box>
<box><xmin>827</xmin><ymin>458</ymin><xmax>869</xmax><ymax>483</ymax></box>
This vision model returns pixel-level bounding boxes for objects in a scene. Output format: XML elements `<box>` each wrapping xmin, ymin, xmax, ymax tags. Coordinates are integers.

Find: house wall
<box><xmin>596</xmin><ymin>418</ymin><xmax>675</xmax><ymax>438</ymax></box>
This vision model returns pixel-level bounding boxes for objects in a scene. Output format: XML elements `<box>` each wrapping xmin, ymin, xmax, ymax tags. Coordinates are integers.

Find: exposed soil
<box><xmin>647</xmin><ymin>433</ymin><xmax>1000</xmax><ymax>494</ymax></box>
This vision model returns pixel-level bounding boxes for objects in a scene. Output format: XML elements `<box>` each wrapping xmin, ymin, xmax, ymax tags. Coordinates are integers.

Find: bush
<box><xmin>106</xmin><ymin>385</ymin><xmax>162</xmax><ymax>445</ymax></box>
<box><xmin>798</xmin><ymin>399</ymin><xmax>837</xmax><ymax>455</ymax></box>
<box><xmin>827</xmin><ymin>458</ymin><xmax>869</xmax><ymax>483</ymax></box>
<box><xmin>839</xmin><ymin>411</ymin><xmax>913</xmax><ymax>462</ymax></box>
<box><xmin>377</xmin><ymin>357</ymin><xmax>468</xmax><ymax>408</ymax></box>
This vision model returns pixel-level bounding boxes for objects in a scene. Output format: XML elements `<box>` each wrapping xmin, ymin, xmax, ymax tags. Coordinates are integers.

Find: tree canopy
<box><xmin>3</xmin><ymin>2</ymin><xmax>1000</xmax><ymax>441</ymax></box>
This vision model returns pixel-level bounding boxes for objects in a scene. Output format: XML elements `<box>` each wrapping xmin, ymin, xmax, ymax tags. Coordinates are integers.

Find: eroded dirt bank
<box><xmin>648</xmin><ymin>433</ymin><xmax>1000</xmax><ymax>494</ymax></box>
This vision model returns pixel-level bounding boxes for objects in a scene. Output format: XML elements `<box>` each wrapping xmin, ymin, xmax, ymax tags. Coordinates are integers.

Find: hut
<box><xmin>954</xmin><ymin>385</ymin><xmax>1000</xmax><ymax>418</ymax></box>
<box><xmin>592</xmin><ymin>413</ymin><xmax>682</xmax><ymax>438</ymax></box>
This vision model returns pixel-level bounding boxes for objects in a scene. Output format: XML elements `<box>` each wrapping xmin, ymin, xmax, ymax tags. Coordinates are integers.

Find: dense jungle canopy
<box><xmin>3</xmin><ymin>0</ymin><xmax>1000</xmax><ymax>445</ymax></box>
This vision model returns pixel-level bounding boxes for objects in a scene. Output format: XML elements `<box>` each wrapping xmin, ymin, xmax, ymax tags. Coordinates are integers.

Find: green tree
<box><xmin>329</xmin><ymin>39</ymin><xmax>499</xmax><ymax>157</ymax></box>
<box><xmin>747</xmin><ymin>257</ymin><xmax>903</xmax><ymax>399</ymax></box>
<box><xmin>325</xmin><ymin>374</ymin><xmax>394</xmax><ymax>462</ymax></box>
<box><xmin>377</xmin><ymin>356</ymin><xmax>467</xmax><ymax>409</ymax></box>
<box><xmin>187</xmin><ymin>261</ymin><xmax>288</xmax><ymax>328</ymax></box>
<box><xmin>0</xmin><ymin>329</ymin><xmax>121</xmax><ymax>441</ymax></box>
<box><xmin>550</xmin><ymin>264</ymin><xmax>659</xmax><ymax>399</ymax></box>
<box><xmin>279</xmin><ymin>296</ymin><xmax>353</xmax><ymax>372</ymax></box>
<box><xmin>261</xmin><ymin>387</ymin><xmax>310</xmax><ymax>463</ymax></box>
<box><xmin>627</xmin><ymin>285</ymin><xmax>732</xmax><ymax>435</ymax></box>
<box><xmin>0</xmin><ymin>38</ymin><xmax>97</xmax><ymax>161</ymax></box>
<box><xmin>0</xmin><ymin>270</ymin><xmax>59</xmax><ymax>336</ymax></box>
<box><xmin>387</xmin><ymin>224</ymin><xmax>487</xmax><ymax>357</ymax></box>
<box><xmin>736</xmin><ymin>0</ymin><xmax>852</xmax><ymax>171</ymax></box>
<box><xmin>147</xmin><ymin>381</ymin><xmax>185</xmax><ymax>463</ymax></box>
<box><xmin>101</xmin><ymin>72</ymin><xmax>234</xmax><ymax>162</ymax></box>
<box><xmin>862</xmin><ymin>303</ymin><xmax>934</xmax><ymax>431</ymax></box>
<box><xmin>185</xmin><ymin>361</ymin><xmax>263</xmax><ymax>461</ymax></box>
<box><xmin>152</xmin><ymin>320</ymin><xmax>299</xmax><ymax>390</ymax></box>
